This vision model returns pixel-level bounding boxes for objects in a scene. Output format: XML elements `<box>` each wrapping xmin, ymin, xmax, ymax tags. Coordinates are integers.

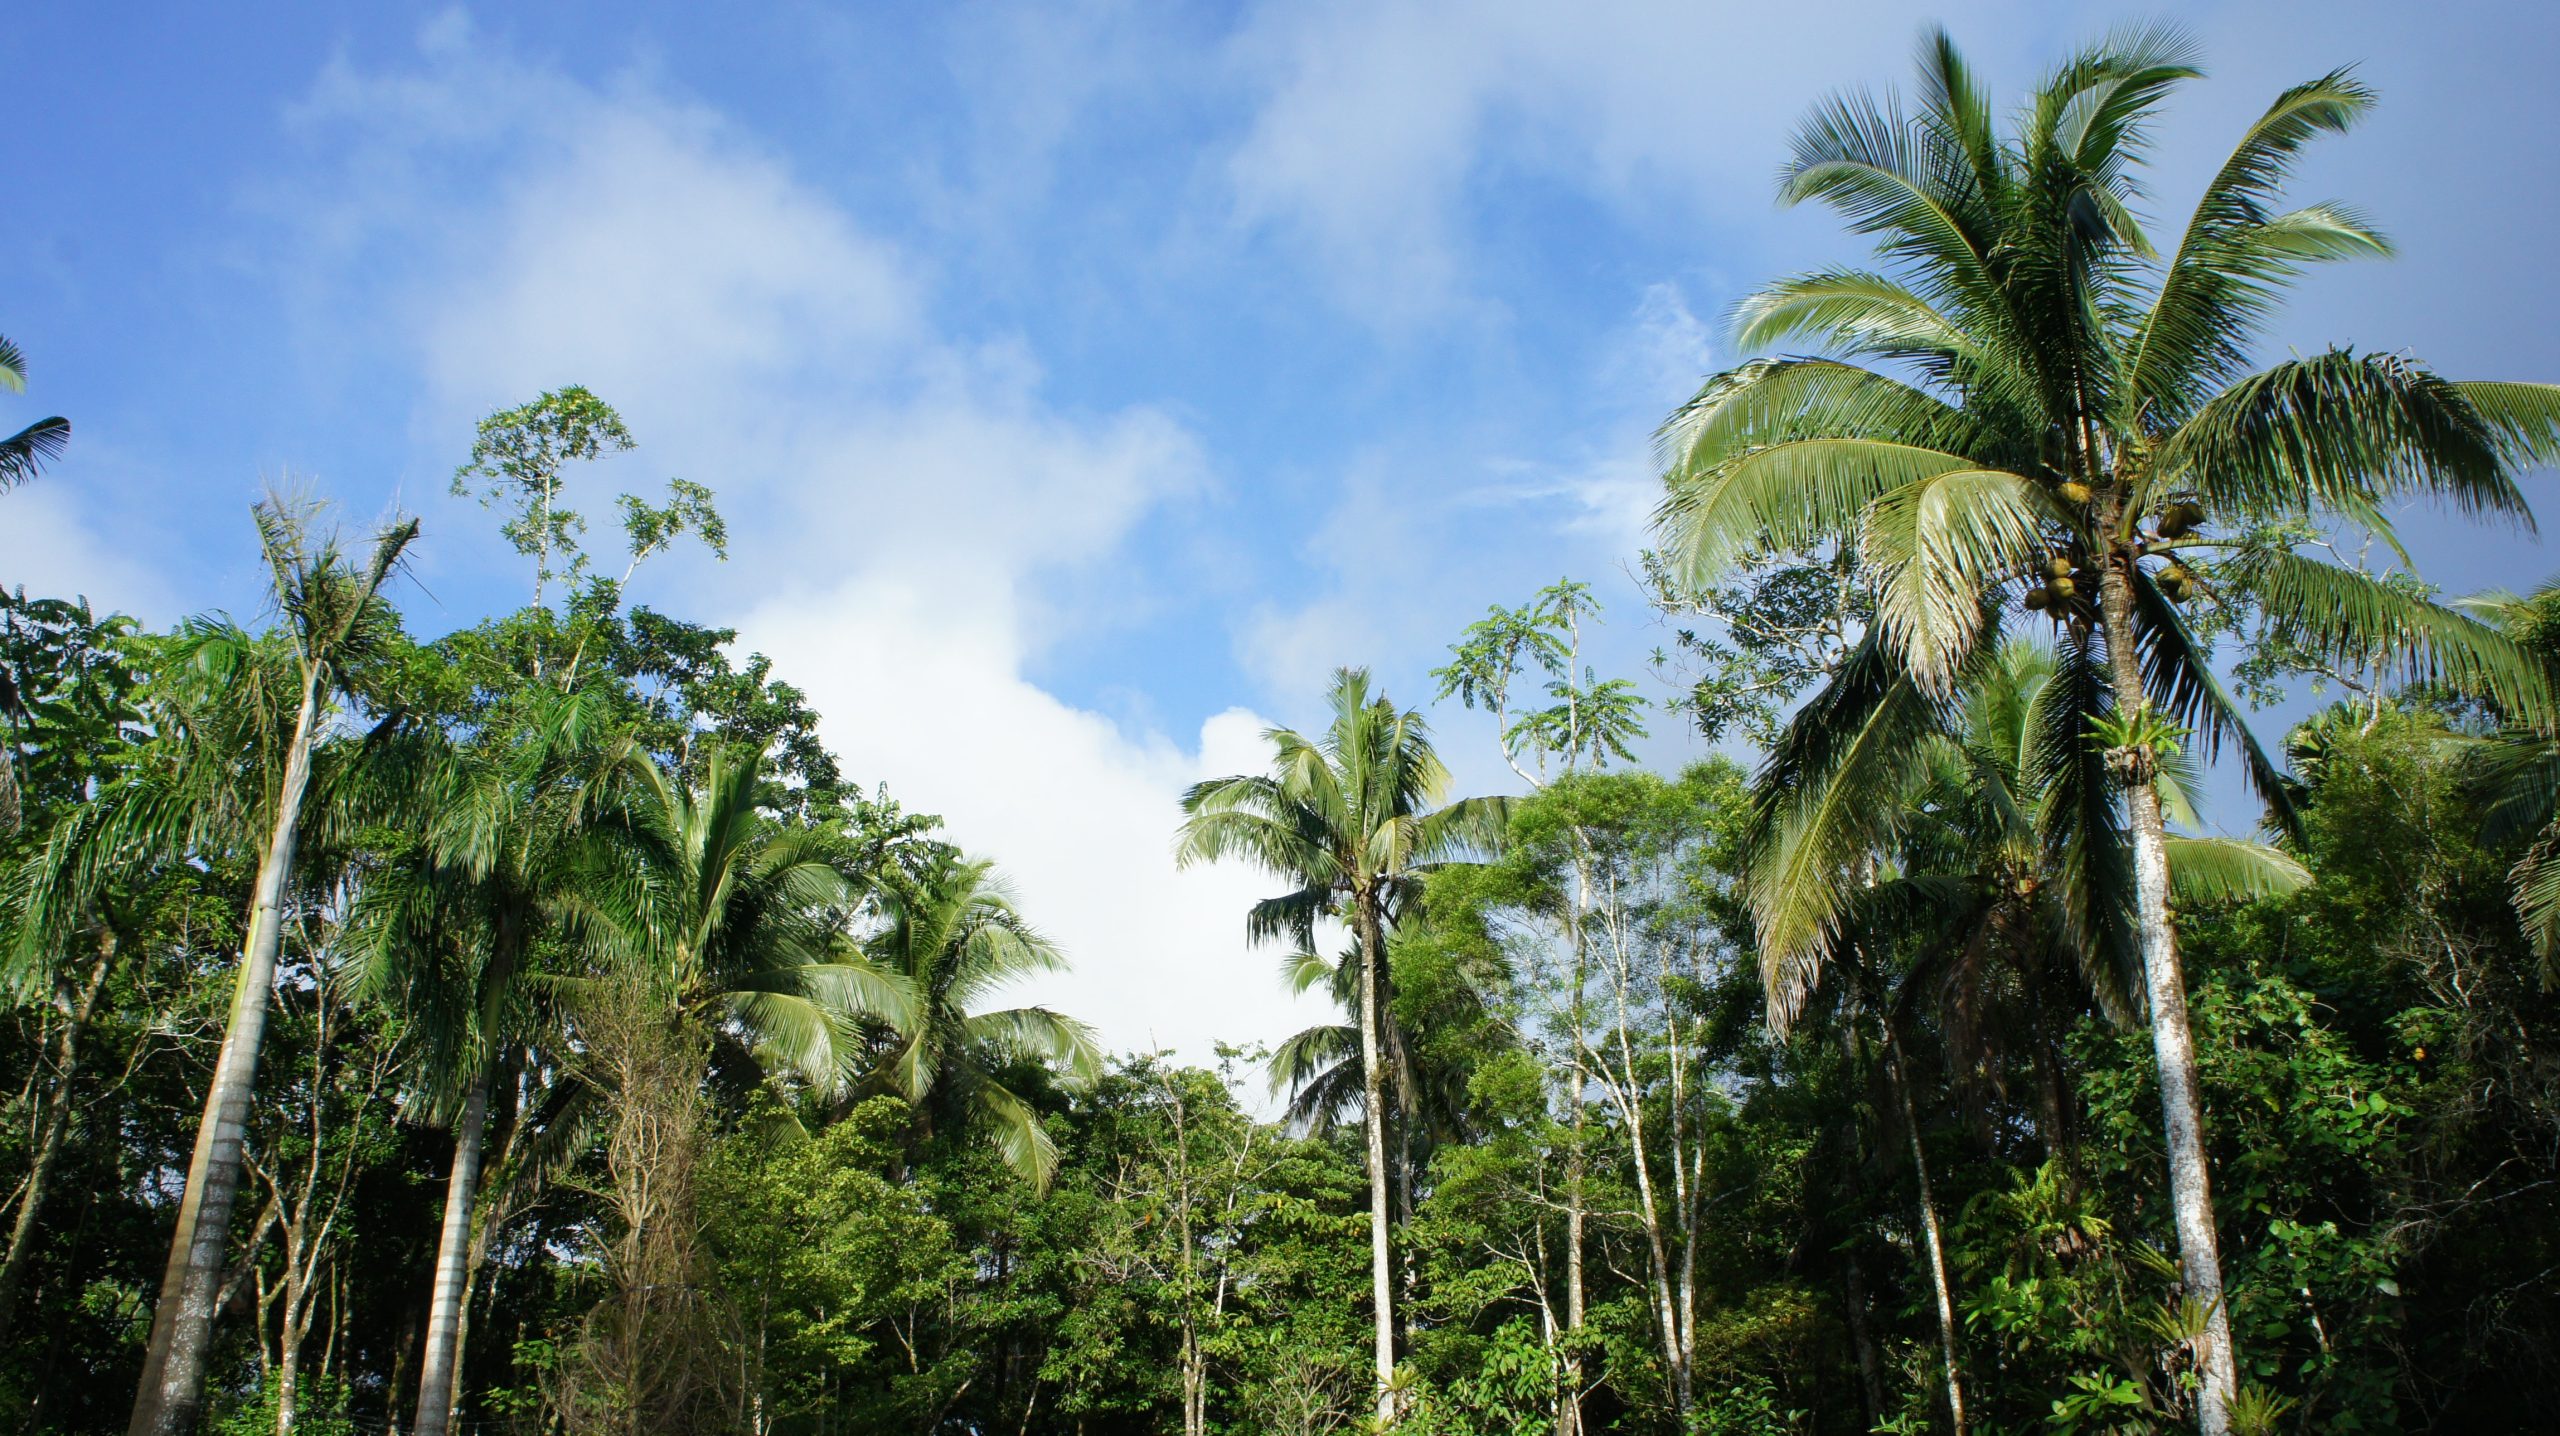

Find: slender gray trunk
<box><xmin>1559</xmin><ymin>849</ymin><xmax>1590</xmax><ymax>1436</ymax></box>
<box><xmin>1356</xmin><ymin>897</ymin><xmax>1397</xmax><ymax>1428</ymax></box>
<box><xmin>0</xmin><ymin>922</ymin><xmax>118</xmax><ymax>1334</ymax></box>
<box><xmin>128</xmin><ymin>671</ymin><xmax>322</xmax><ymax>1436</ymax></box>
<box><xmin>276</xmin><ymin>1325</ymin><xmax>301</xmax><ymax>1436</ymax></box>
<box><xmin>412</xmin><ymin>1066</ymin><xmax>490</xmax><ymax>1436</ymax></box>
<box><xmin>2097</xmin><ymin>536</ymin><xmax>2239</xmax><ymax>1434</ymax></box>
<box><xmin>1885</xmin><ymin>1022</ymin><xmax>1966</xmax><ymax>1436</ymax></box>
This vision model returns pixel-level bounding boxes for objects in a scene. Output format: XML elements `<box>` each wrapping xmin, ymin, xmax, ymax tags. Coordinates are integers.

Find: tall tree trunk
<box><xmin>1559</xmin><ymin>855</ymin><xmax>1590</xmax><ymax>1436</ymax></box>
<box><xmin>130</xmin><ymin>672</ymin><xmax>323</xmax><ymax>1436</ymax></box>
<box><xmin>276</xmin><ymin>1319</ymin><xmax>302</xmax><ymax>1436</ymax></box>
<box><xmin>1355</xmin><ymin>897</ymin><xmax>1397</xmax><ymax>1428</ymax></box>
<box><xmin>0</xmin><ymin>922</ymin><xmax>118</xmax><ymax>1335</ymax></box>
<box><xmin>1840</xmin><ymin>1249</ymin><xmax>1887</xmax><ymax>1429</ymax></box>
<box><xmin>413</xmin><ymin>1066</ymin><xmax>490</xmax><ymax>1436</ymax></box>
<box><xmin>2097</xmin><ymin>543</ymin><xmax>2239</xmax><ymax>1434</ymax></box>
<box><xmin>1884</xmin><ymin>1022</ymin><xmax>1966</xmax><ymax>1436</ymax></box>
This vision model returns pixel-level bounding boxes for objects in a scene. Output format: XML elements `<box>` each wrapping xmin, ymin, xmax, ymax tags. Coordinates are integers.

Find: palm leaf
<box><xmin>2151</xmin><ymin>350</ymin><xmax>2535</xmax><ymax>526</ymax></box>
<box><xmin>1859</xmin><ymin>466</ymin><xmax>2056</xmax><ymax>690</ymax></box>
<box><xmin>1658</xmin><ymin>435</ymin><xmax>1979</xmax><ymax>584</ymax></box>
<box><xmin>2164</xmin><ymin>837</ymin><xmax>2311</xmax><ymax>906</ymax></box>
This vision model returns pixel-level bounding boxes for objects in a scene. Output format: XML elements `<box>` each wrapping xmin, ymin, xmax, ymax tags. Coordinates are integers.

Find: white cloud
<box><xmin>0</xmin><ymin>483</ymin><xmax>176</xmax><ymax>621</ymax></box>
<box><xmin>1224</xmin><ymin>0</ymin><xmax>2044</xmax><ymax>316</ymax></box>
<box><xmin>279</xmin><ymin>18</ymin><xmax>1332</xmax><ymax>1069</ymax></box>
<box><xmin>744</xmin><ymin>578</ymin><xmax>1332</xmax><ymax>1064</ymax></box>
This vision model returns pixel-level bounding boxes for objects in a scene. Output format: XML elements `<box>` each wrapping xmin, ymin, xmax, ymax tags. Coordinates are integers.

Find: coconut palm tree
<box><xmin>1176</xmin><ymin>667</ymin><xmax>1508</xmax><ymax>1427</ymax></box>
<box><xmin>124</xmin><ymin>499</ymin><xmax>419</xmax><ymax>1436</ymax></box>
<box><xmin>862</xmin><ymin>853</ymin><xmax>1100</xmax><ymax>1188</ymax></box>
<box><xmin>0</xmin><ymin>334</ymin><xmax>69</xmax><ymax>493</ymax></box>
<box><xmin>1653</xmin><ymin>30</ymin><xmax>2560</xmax><ymax>1428</ymax></box>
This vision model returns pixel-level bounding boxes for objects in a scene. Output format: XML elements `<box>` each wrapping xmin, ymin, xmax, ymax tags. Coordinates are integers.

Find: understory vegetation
<box><xmin>6</xmin><ymin>24</ymin><xmax>2560</xmax><ymax>1436</ymax></box>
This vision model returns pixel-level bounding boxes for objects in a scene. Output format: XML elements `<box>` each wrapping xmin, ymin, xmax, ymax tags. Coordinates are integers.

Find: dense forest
<box><xmin>8</xmin><ymin>27</ymin><xmax>2560</xmax><ymax>1436</ymax></box>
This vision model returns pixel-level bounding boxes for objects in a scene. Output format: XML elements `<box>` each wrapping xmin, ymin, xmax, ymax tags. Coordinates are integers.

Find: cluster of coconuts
<box><xmin>2152</xmin><ymin>500</ymin><xmax>2206</xmax><ymax>601</ymax></box>
<box><xmin>2020</xmin><ymin>497</ymin><xmax>2210</xmax><ymax>613</ymax></box>
<box><xmin>2020</xmin><ymin>553</ymin><xmax>2096</xmax><ymax>613</ymax></box>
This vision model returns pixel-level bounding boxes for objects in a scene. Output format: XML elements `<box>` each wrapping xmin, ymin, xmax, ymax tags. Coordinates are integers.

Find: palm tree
<box><xmin>125</xmin><ymin>499</ymin><xmax>418</xmax><ymax>1436</ymax></box>
<box><xmin>570</xmin><ymin>741</ymin><xmax>917</xmax><ymax>1103</ymax></box>
<box><xmin>2451</xmin><ymin>583</ymin><xmax>2560</xmax><ymax>974</ymax></box>
<box><xmin>862</xmin><ymin>853</ymin><xmax>1100</xmax><ymax>1188</ymax></box>
<box><xmin>0</xmin><ymin>334</ymin><xmax>69</xmax><ymax>493</ymax></box>
<box><xmin>556</xmin><ymin>743</ymin><xmax>915</xmax><ymax>1432</ymax></box>
<box><xmin>346</xmin><ymin>688</ymin><xmax>611</xmax><ymax>1436</ymax></box>
<box><xmin>1765</xmin><ymin>638</ymin><xmax>2310</xmax><ymax>1432</ymax></box>
<box><xmin>1176</xmin><ymin>667</ymin><xmax>1508</xmax><ymax>1426</ymax></box>
<box><xmin>1653</xmin><ymin>30</ymin><xmax>2559</xmax><ymax>1428</ymax></box>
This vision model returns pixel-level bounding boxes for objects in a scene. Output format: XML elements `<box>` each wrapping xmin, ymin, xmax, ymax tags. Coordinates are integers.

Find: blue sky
<box><xmin>12</xmin><ymin>2</ymin><xmax>2560</xmax><ymax>1062</ymax></box>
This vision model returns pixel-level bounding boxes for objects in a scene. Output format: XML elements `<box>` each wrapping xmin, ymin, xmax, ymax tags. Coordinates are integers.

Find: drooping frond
<box><xmin>2472</xmin><ymin>732</ymin><xmax>2560</xmax><ymax>843</ymax></box>
<box><xmin>0</xmin><ymin>416</ymin><xmax>70</xmax><ymax>492</ymax></box>
<box><xmin>1749</xmin><ymin>633</ymin><xmax>1957</xmax><ymax>1029</ymax></box>
<box><xmin>1859</xmin><ymin>467</ymin><xmax>2054</xmax><ymax>689</ymax></box>
<box><xmin>2150</xmin><ymin>350</ymin><xmax>2536</xmax><ymax>526</ymax></box>
<box><xmin>2454</xmin><ymin>381</ymin><xmax>2560</xmax><ymax>469</ymax></box>
<box><xmin>2129</xmin><ymin>570</ymin><xmax>2303</xmax><ymax>835</ymax></box>
<box><xmin>972</xmin><ymin>1079</ymin><xmax>1063</xmax><ymax>1190</ymax></box>
<box><xmin>966</xmin><ymin>1005</ymin><xmax>1104</xmax><ymax>1083</ymax></box>
<box><xmin>2227</xmin><ymin>546</ymin><xmax>2552</xmax><ymax>720</ymax></box>
<box><xmin>1269</xmin><ymin>1022</ymin><xmax>1361</xmax><ymax>1131</ymax></box>
<box><xmin>2027</xmin><ymin>630</ymin><xmax>2142</xmax><ymax>1021</ymax></box>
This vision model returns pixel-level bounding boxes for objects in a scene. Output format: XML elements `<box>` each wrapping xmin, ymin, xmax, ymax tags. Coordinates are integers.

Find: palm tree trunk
<box><xmin>1355</xmin><ymin>898</ymin><xmax>1397</xmax><ymax>1428</ymax></box>
<box><xmin>413</xmin><ymin>1065</ymin><xmax>490</xmax><ymax>1436</ymax></box>
<box><xmin>1884</xmin><ymin>1021</ymin><xmax>1966</xmax><ymax>1436</ymax></box>
<box><xmin>0</xmin><ymin>922</ymin><xmax>118</xmax><ymax>1336</ymax></box>
<box><xmin>128</xmin><ymin>672</ymin><xmax>322</xmax><ymax>1436</ymax></box>
<box><xmin>2097</xmin><ymin>549</ymin><xmax>2239</xmax><ymax>1434</ymax></box>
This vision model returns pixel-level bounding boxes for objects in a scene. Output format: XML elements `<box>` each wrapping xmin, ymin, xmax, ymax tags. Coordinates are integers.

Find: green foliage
<box><xmin>1435</xmin><ymin>579</ymin><xmax>1649</xmax><ymax>780</ymax></box>
<box><xmin>0</xmin><ymin>331</ymin><xmax>70</xmax><ymax>494</ymax></box>
<box><xmin>13</xmin><ymin>30</ymin><xmax>2560</xmax><ymax>1436</ymax></box>
<box><xmin>702</xmin><ymin>1097</ymin><xmax>962</xmax><ymax>1427</ymax></box>
<box><xmin>208</xmin><ymin>1377</ymin><xmax>356</xmax><ymax>1436</ymax></box>
<box><xmin>1640</xmin><ymin>546</ymin><xmax>1871</xmax><ymax>746</ymax></box>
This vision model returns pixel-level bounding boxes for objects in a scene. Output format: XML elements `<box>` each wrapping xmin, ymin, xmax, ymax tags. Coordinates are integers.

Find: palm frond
<box><xmin>2128</xmin><ymin>70</ymin><xmax>2380</xmax><ymax>410</ymax></box>
<box><xmin>2151</xmin><ymin>350</ymin><xmax>2535</xmax><ymax>527</ymax></box>
<box><xmin>2228</xmin><ymin>546</ymin><xmax>2552</xmax><ymax>720</ymax></box>
<box><xmin>1657</xmin><ymin>435</ymin><xmax>1980</xmax><ymax>584</ymax></box>
<box><xmin>1749</xmin><ymin>633</ymin><xmax>1955</xmax><ymax>1029</ymax></box>
<box><xmin>1860</xmin><ymin>466</ymin><xmax>2055</xmax><ymax>690</ymax></box>
<box><xmin>2164</xmin><ymin>837</ymin><xmax>2311</xmax><ymax>907</ymax></box>
<box><xmin>972</xmin><ymin>1079</ymin><xmax>1062</xmax><ymax>1189</ymax></box>
<box><xmin>0</xmin><ymin>416</ymin><xmax>70</xmax><ymax>491</ymax></box>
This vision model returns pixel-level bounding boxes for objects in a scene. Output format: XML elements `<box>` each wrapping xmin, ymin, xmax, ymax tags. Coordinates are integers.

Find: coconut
<box><xmin>2158</xmin><ymin>501</ymin><xmax>2206</xmax><ymax>538</ymax></box>
<box><xmin>2023</xmin><ymin>587</ymin><xmax>2051</xmax><ymax>611</ymax></box>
